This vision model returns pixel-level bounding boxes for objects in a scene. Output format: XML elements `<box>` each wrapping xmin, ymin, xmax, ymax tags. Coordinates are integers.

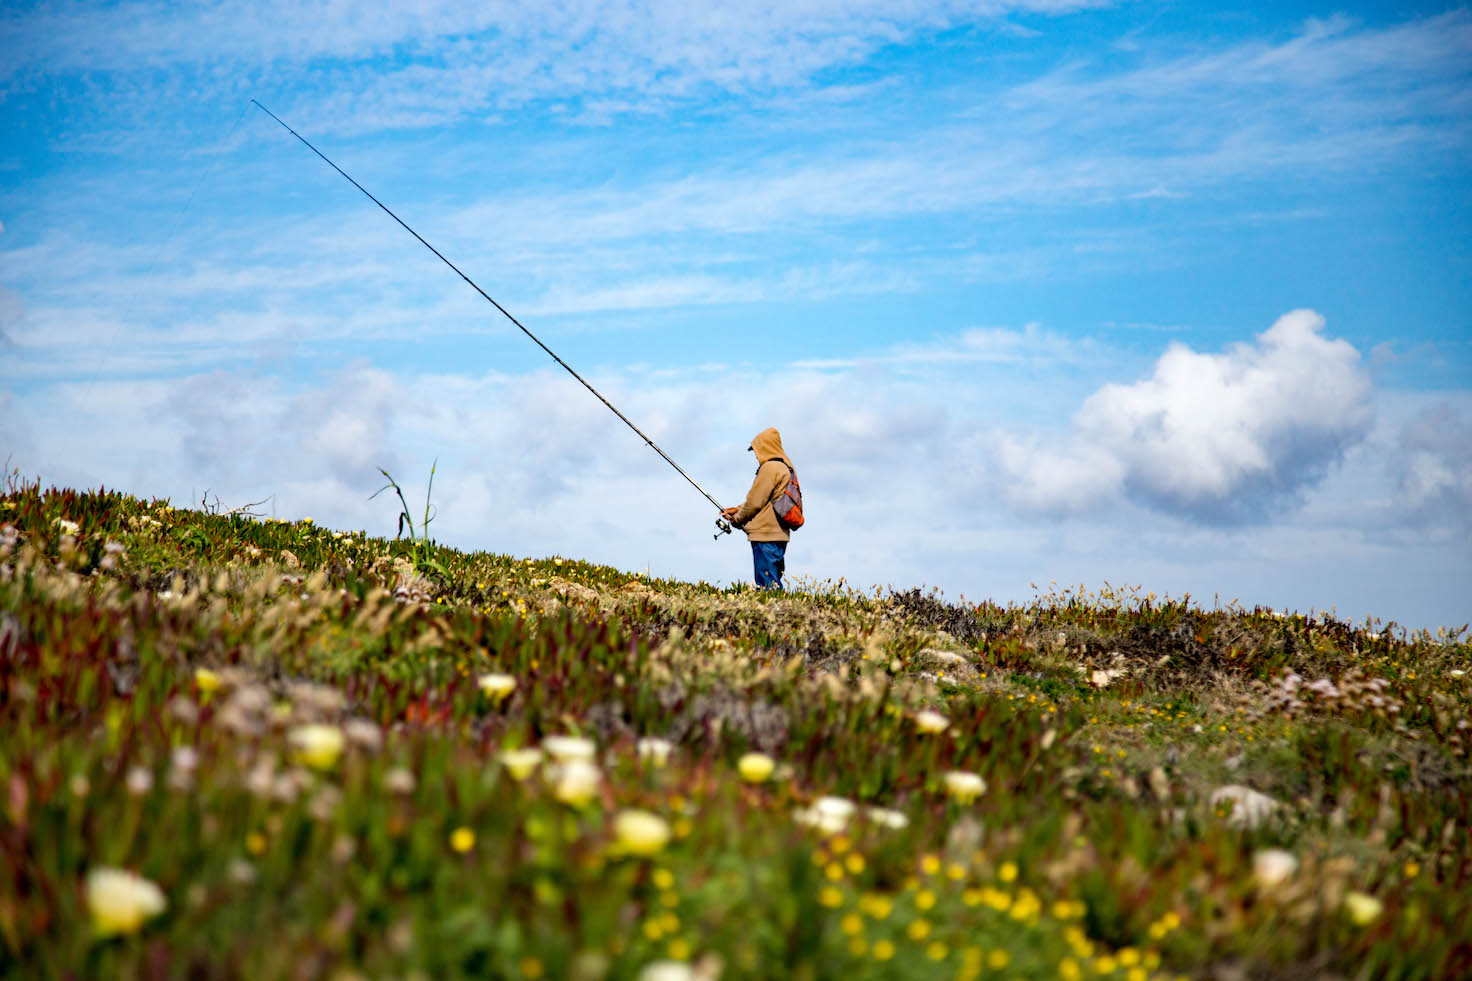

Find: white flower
<box><xmin>1450</xmin><ymin>669</ymin><xmax>1466</xmax><ymax>679</ymax></box>
<box><xmin>125</xmin><ymin>766</ymin><xmax>154</xmax><ymax>796</ymax></box>
<box><xmin>942</xmin><ymin>771</ymin><xmax>987</xmax><ymax>803</ymax></box>
<box><xmin>383</xmin><ymin>767</ymin><xmax>417</xmax><ymax>794</ymax></box>
<box><xmin>343</xmin><ymin>718</ymin><xmax>382</xmax><ymax>751</ymax></box>
<box><xmin>86</xmin><ymin>868</ymin><xmax>166</xmax><ymax>937</ymax></box>
<box><xmin>552</xmin><ymin>760</ymin><xmax>602</xmax><ymax>807</ymax></box>
<box><xmin>1252</xmin><ymin>849</ymin><xmax>1298</xmax><ymax>889</ymax></box>
<box><xmin>478</xmin><ymin>673</ymin><xmax>517</xmax><ymax>701</ymax></box>
<box><xmin>636</xmin><ymin>737</ymin><xmax>674</xmax><ymax>767</ymax></box>
<box><xmin>542</xmin><ymin>735</ymin><xmax>597</xmax><ymax>763</ymax></box>
<box><xmin>913</xmin><ymin>710</ymin><xmax>949</xmax><ymax>734</ymax></box>
<box><xmin>614</xmin><ymin>809</ymin><xmax>672</xmax><ymax>856</ymax></box>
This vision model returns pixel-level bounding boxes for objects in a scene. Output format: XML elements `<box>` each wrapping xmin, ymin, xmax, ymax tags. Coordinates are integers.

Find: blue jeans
<box><xmin>751</xmin><ymin>541</ymin><xmax>786</xmax><ymax>590</ymax></box>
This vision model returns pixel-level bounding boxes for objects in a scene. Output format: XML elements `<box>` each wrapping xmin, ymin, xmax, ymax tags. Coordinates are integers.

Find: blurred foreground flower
<box><xmin>86</xmin><ymin>868</ymin><xmax>166</xmax><ymax>937</ymax></box>
<box><xmin>543</xmin><ymin>735</ymin><xmax>597</xmax><ymax>763</ymax></box>
<box><xmin>738</xmin><ymin>752</ymin><xmax>775</xmax><ymax>783</ymax></box>
<box><xmin>636</xmin><ymin>737</ymin><xmax>674</xmax><ymax>767</ymax></box>
<box><xmin>614</xmin><ymin>809</ymin><xmax>671</xmax><ymax>856</ymax></box>
<box><xmin>553</xmin><ymin>760</ymin><xmax>602</xmax><ymax>807</ymax></box>
<box><xmin>1252</xmin><ymin>849</ymin><xmax>1298</xmax><ymax>889</ymax></box>
<box><xmin>867</xmin><ymin>806</ymin><xmax>910</xmax><ymax>830</ymax></box>
<box><xmin>638</xmin><ymin>961</ymin><xmax>692</xmax><ymax>981</ymax></box>
<box><xmin>500</xmin><ymin>748</ymin><xmax>543</xmax><ymax>781</ymax></box>
<box><xmin>194</xmin><ymin>667</ymin><xmax>222</xmax><ymax>694</ymax></box>
<box><xmin>1343</xmin><ymin>891</ymin><xmax>1383</xmax><ymax>925</ymax></box>
<box><xmin>943</xmin><ymin>771</ymin><xmax>986</xmax><ymax>803</ymax></box>
<box><xmin>795</xmin><ymin>796</ymin><xmax>856</xmax><ymax>834</ymax></box>
<box><xmin>450</xmin><ymin>827</ymin><xmax>476</xmax><ymax>853</ymax></box>
<box><xmin>289</xmin><ymin>724</ymin><xmax>345</xmax><ymax>771</ymax></box>
<box><xmin>478</xmin><ymin>673</ymin><xmax>517</xmax><ymax>701</ymax></box>
<box><xmin>914</xmin><ymin>710</ymin><xmax>949</xmax><ymax>734</ymax></box>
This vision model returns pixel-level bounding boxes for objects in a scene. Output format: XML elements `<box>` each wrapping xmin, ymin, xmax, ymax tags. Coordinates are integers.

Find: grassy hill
<box><xmin>1</xmin><ymin>480</ymin><xmax>1469</xmax><ymax>979</ymax></box>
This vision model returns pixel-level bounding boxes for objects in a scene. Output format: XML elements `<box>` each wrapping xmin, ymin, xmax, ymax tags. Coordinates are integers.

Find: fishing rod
<box><xmin>250</xmin><ymin>100</ymin><xmax>737</xmax><ymax>539</ymax></box>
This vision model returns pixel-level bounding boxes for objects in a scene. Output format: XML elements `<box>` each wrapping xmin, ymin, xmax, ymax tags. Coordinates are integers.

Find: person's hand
<box><xmin>721</xmin><ymin>506</ymin><xmax>738</xmax><ymax>518</ymax></box>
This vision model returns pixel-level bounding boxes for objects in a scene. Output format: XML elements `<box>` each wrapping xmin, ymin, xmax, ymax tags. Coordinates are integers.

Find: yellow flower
<box><xmin>245</xmin><ymin>831</ymin><xmax>267</xmax><ymax>856</ymax></box>
<box><xmin>873</xmin><ymin>939</ymin><xmax>896</xmax><ymax>961</ymax></box>
<box><xmin>499</xmin><ymin>747</ymin><xmax>544</xmax><ymax>781</ymax></box>
<box><xmin>998</xmin><ymin>861</ymin><xmax>1018</xmax><ymax>883</ymax></box>
<box><xmin>288</xmin><ymin>724</ymin><xmax>345</xmax><ymax>771</ymax></box>
<box><xmin>450</xmin><ymin>827</ymin><xmax>475</xmax><ymax>853</ymax></box>
<box><xmin>552</xmin><ymin>760</ymin><xmax>602</xmax><ymax>807</ymax></box>
<box><xmin>943</xmin><ymin>770</ymin><xmax>986</xmax><ymax>803</ymax></box>
<box><xmin>840</xmin><ymin>913</ymin><xmax>864</xmax><ymax>936</ymax></box>
<box><xmin>819</xmin><ymin>886</ymin><xmax>844</xmax><ymax>907</ymax></box>
<box><xmin>1343</xmin><ymin>891</ymin><xmax>1383</xmax><ymax>926</ymax></box>
<box><xmin>906</xmin><ymin>918</ymin><xmax>931</xmax><ymax>940</ymax></box>
<box><xmin>914</xmin><ymin>710</ymin><xmax>949</xmax><ymax>734</ymax></box>
<box><xmin>615</xmin><ymin>809</ymin><xmax>672</xmax><ymax>857</ymax></box>
<box><xmin>986</xmin><ymin>949</ymin><xmax>1009</xmax><ymax>969</ymax></box>
<box><xmin>738</xmin><ymin>752</ymin><xmax>775</xmax><ymax>783</ymax></box>
<box><xmin>194</xmin><ymin>668</ymin><xmax>222</xmax><ymax>694</ymax></box>
<box><xmin>477</xmin><ymin>673</ymin><xmax>516</xmax><ymax>701</ymax></box>
<box><xmin>86</xmin><ymin>868</ymin><xmax>166</xmax><ymax>937</ymax></box>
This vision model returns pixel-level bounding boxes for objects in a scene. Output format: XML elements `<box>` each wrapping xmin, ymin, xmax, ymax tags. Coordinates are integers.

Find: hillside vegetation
<box><xmin>2</xmin><ymin>481</ymin><xmax>1469</xmax><ymax>980</ymax></box>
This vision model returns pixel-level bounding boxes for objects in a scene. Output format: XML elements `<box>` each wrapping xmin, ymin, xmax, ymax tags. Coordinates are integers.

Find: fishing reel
<box><xmin>713</xmin><ymin>516</ymin><xmax>733</xmax><ymax>540</ymax></box>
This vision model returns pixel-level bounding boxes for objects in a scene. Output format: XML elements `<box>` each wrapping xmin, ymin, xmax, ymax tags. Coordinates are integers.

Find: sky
<box><xmin>1</xmin><ymin>1</ymin><xmax>1469</xmax><ymax>629</ymax></box>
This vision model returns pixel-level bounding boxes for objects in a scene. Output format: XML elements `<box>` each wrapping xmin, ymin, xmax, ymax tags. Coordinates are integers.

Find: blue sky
<box><xmin>2</xmin><ymin>1</ymin><xmax>1469</xmax><ymax>627</ymax></box>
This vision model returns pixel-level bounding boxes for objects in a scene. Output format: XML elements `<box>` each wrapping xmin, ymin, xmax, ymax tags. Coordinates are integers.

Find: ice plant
<box><xmin>738</xmin><ymin>752</ymin><xmax>775</xmax><ymax>783</ymax></box>
<box><xmin>499</xmin><ymin>748</ymin><xmax>543</xmax><ymax>781</ymax></box>
<box><xmin>636</xmin><ymin>737</ymin><xmax>674</xmax><ymax>767</ymax></box>
<box><xmin>542</xmin><ymin>735</ymin><xmax>597</xmax><ymax>763</ymax></box>
<box><xmin>478</xmin><ymin>673</ymin><xmax>517</xmax><ymax>701</ymax></box>
<box><xmin>943</xmin><ymin>771</ymin><xmax>987</xmax><ymax>803</ymax></box>
<box><xmin>1343</xmin><ymin>891</ymin><xmax>1383</xmax><ymax>926</ymax></box>
<box><xmin>614</xmin><ymin>809</ymin><xmax>672</xmax><ymax>856</ymax></box>
<box><xmin>86</xmin><ymin>868</ymin><xmax>166</xmax><ymax>937</ymax></box>
<box><xmin>1252</xmin><ymin>849</ymin><xmax>1298</xmax><ymax>889</ymax></box>
<box><xmin>795</xmin><ymin>796</ymin><xmax>856</xmax><ymax>834</ymax></box>
<box><xmin>553</xmin><ymin>760</ymin><xmax>601</xmax><ymax>807</ymax></box>
<box><xmin>914</xmin><ymin>710</ymin><xmax>949</xmax><ymax>734</ymax></box>
<box><xmin>288</xmin><ymin>724</ymin><xmax>345</xmax><ymax>771</ymax></box>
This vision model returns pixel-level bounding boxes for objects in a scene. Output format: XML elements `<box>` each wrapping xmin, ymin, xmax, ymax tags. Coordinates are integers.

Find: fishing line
<box><xmin>250</xmin><ymin>99</ymin><xmax>730</xmax><ymax>522</ymax></box>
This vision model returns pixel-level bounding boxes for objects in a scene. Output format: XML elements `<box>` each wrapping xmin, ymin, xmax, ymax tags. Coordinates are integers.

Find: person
<box><xmin>722</xmin><ymin>427</ymin><xmax>796</xmax><ymax>590</ymax></box>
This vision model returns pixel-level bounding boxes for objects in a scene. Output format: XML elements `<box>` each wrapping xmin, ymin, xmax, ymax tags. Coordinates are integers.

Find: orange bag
<box><xmin>771</xmin><ymin>462</ymin><xmax>804</xmax><ymax>531</ymax></box>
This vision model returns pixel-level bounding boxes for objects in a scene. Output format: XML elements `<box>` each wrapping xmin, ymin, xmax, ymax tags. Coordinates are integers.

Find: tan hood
<box><xmin>749</xmin><ymin>428</ymin><xmax>793</xmax><ymax>470</ymax></box>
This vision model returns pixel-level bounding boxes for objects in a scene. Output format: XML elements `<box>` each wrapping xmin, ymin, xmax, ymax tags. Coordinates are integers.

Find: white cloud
<box><xmin>1394</xmin><ymin>403</ymin><xmax>1472</xmax><ymax>541</ymax></box>
<box><xmin>997</xmin><ymin>310</ymin><xmax>1373</xmax><ymax>522</ymax></box>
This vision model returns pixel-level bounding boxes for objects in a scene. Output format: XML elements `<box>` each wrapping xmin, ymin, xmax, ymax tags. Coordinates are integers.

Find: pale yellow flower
<box><xmin>499</xmin><ymin>748</ymin><xmax>544</xmax><ymax>781</ymax></box>
<box><xmin>637</xmin><ymin>962</ymin><xmax>693</xmax><ymax>981</ymax></box>
<box><xmin>943</xmin><ymin>770</ymin><xmax>986</xmax><ymax>803</ymax></box>
<box><xmin>450</xmin><ymin>827</ymin><xmax>475</xmax><ymax>853</ymax></box>
<box><xmin>636</xmin><ymin>738</ymin><xmax>674</xmax><ymax>767</ymax></box>
<box><xmin>543</xmin><ymin>735</ymin><xmax>598</xmax><ymax>763</ymax></box>
<box><xmin>477</xmin><ymin>673</ymin><xmax>517</xmax><ymax>701</ymax></box>
<box><xmin>866</xmin><ymin>806</ymin><xmax>910</xmax><ymax>829</ymax></box>
<box><xmin>614</xmin><ymin>809</ymin><xmax>672</xmax><ymax>856</ymax></box>
<box><xmin>738</xmin><ymin>752</ymin><xmax>775</xmax><ymax>783</ymax></box>
<box><xmin>913</xmin><ymin>710</ymin><xmax>949</xmax><ymax>734</ymax></box>
<box><xmin>553</xmin><ymin>760</ymin><xmax>601</xmax><ymax>807</ymax></box>
<box><xmin>1343</xmin><ymin>891</ymin><xmax>1383</xmax><ymax>925</ymax></box>
<box><xmin>288</xmin><ymin>724</ymin><xmax>345</xmax><ymax>771</ymax></box>
<box><xmin>86</xmin><ymin>868</ymin><xmax>166</xmax><ymax>937</ymax></box>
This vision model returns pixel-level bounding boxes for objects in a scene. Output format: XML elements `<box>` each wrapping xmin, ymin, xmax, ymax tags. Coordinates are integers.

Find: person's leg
<box><xmin>751</xmin><ymin>541</ymin><xmax>787</xmax><ymax>590</ymax></box>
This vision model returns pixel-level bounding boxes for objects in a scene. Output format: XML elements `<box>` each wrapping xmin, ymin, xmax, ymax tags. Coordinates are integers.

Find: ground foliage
<box><xmin>1</xmin><ymin>481</ymin><xmax>1470</xmax><ymax>980</ymax></box>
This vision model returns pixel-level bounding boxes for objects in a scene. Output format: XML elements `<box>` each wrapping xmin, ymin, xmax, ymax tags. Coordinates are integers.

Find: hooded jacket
<box><xmin>731</xmin><ymin>427</ymin><xmax>795</xmax><ymax>543</ymax></box>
